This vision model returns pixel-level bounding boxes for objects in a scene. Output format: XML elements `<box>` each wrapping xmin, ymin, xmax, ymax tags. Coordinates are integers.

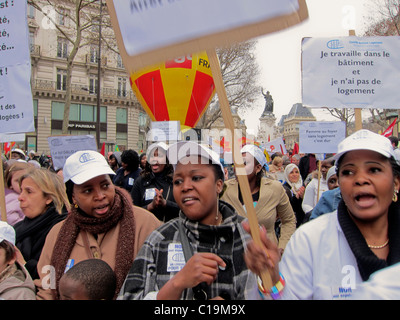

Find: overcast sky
<box><xmin>240</xmin><ymin>0</ymin><xmax>378</xmax><ymax>136</ymax></box>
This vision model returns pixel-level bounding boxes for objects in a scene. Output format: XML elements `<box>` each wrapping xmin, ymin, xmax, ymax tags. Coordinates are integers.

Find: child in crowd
<box><xmin>59</xmin><ymin>259</ymin><xmax>116</xmax><ymax>300</ymax></box>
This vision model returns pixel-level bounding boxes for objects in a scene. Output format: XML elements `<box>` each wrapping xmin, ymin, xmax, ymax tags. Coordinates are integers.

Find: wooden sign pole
<box><xmin>207</xmin><ymin>49</ymin><xmax>273</xmax><ymax>289</ymax></box>
<box><xmin>349</xmin><ymin>29</ymin><xmax>363</xmax><ymax>131</ymax></box>
<box><xmin>0</xmin><ymin>144</ymin><xmax>7</xmax><ymax>222</ymax></box>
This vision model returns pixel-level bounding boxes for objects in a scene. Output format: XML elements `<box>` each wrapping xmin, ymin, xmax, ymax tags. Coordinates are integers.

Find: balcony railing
<box><xmin>32</xmin><ymin>79</ymin><xmax>137</xmax><ymax>100</ymax></box>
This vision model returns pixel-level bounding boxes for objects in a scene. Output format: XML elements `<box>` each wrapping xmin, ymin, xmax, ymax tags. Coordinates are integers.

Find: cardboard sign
<box><xmin>299</xmin><ymin>121</ymin><xmax>346</xmax><ymax>154</ymax></box>
<box><xmin>302</xmin><ymin>36</ymin><xmax>400</xmax><ymax>109</ymax></box>
<box><xmin>106</xmin><ymin>0</ymin><xmax>308</xmax><ymax>71</ymax></box>
<box><xmin>48</xmin><ymin>135</ymin><xmax>98</xmax><ymax>170</ymax></box>
<box><xmin>0</xmin><ymin>2</ymin><xmax>35</xmax><ymax>134</ymax></box>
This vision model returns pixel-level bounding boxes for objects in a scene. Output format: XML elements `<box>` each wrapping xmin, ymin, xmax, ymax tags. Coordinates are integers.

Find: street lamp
<box><xmin>96</xmin><ymin>0</ymin><xmax>103</xmax><ymax>150</ymax></box>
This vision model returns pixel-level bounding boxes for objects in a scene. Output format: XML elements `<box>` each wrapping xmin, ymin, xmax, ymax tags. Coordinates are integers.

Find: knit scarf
<box><xmin>50</xmin><ymin>187</ymin><xmax>136</xmax><ymax>299</ymax></box>
<box><xmin>337</xmin><ymin>199</ymin><xmax>400</xmax><ymax>281</ymax></box>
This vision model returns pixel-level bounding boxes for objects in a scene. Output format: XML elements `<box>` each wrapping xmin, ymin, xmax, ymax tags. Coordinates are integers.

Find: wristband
<box><xmin>257</xmin><ymin>273</ymin><xmax>285</xmax><ymax>300</ymax></box>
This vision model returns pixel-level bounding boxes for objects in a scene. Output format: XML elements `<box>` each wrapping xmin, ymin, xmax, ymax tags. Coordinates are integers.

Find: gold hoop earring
<box><xmin>74</xmin><ymin>203</ymin><xmax>79</xmax><ymax>209</ymax></box>
<box><xmin>393</xmin><ymin>190</ymin><xmax>398</xmax><ymax>203</ymax></box>
<box><xmin>215</xmin><ymin>197</ymin><xmax>220</xmax><ymax>221</ymax></box>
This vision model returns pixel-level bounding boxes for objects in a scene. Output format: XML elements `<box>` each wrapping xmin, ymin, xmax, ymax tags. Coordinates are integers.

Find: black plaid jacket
<box><xmin>118</xmin><ymin>201</ymin><xmax>256</xmax><ymax>300</ymax></box>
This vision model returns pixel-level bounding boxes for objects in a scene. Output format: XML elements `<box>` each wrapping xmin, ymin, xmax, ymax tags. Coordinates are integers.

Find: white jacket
<box><xmin>301</xmin><ymin>177</ymin><xmax>328</xmax><ymax>214</ymax></box>
<box><xmin>351</xmin><ymin>262</ymin><xmax>400</xmax><ymax>299</ymax></box>
<box><xmin>279</xmin><ymin>211</ymin><xmax>363</xmax><ymax>299</ymax></box>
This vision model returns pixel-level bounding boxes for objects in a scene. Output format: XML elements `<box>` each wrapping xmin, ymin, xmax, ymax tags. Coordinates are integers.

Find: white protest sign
<box><xmin>263</xmin><ymin>137</ymin><xmax>287</xmax><ymax>155</ymax></box>
<box><xmin>299</xmin><ymin>121</ymin><xmax>346</xmax><ymax>154</ymax></box>
<box><xmin>148</xmin><ymin>121</ymin><xmax>181</xmax><ymax>141</ymax></box>
<box><xmin>0</xmin><ymin>1</ymin><xmax>34</xmax><ymax>134</ymax></box>
<box><xmin>114</xmin><ymin>0</ymin><xmax>300</xmax><ymax>56</ymax></box>
<box><xmin>0</xmin><ymin>132</ymin><xmax>25</xmax><ymax>143</ymax></box>
<box><xmin>107</xmin><ymin>0</ymin><xmax>308</xmax><ymax>71</ymax></box>
<box><xmin>302</xmin><ymin>36</ymin><xmax>400</xmax><ymax>109</ymax></box>
<box><xmin>48</xmin><ymin>135</ymin><xmax>98</xmax><ymax>170</ymax></box>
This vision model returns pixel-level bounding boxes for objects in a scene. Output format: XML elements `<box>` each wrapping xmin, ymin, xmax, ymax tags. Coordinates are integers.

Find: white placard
<box><xmin>113</xmin><ymin>0</ymin><xmax>300</xmax><ymax>56</ymax></box>
<box><xmin>0</xmin><ymin>2</ymin><xmax>34</xmax><ymax>134</ymax></box>
<box><xmin>148</xmin><ymin>121</ymin><xmax>181</xmax><ymax>142</ymax></box>
<box><xmin>299</xmin><ymin>121</ymin><xmax>346</xmax><ymax>154</ymax></box>
<box><xmin>0</xmin><ymin>1</ymin><xmax>31</xmax><ymax>65</ymax></box>
<box><xmin>263</xmin><ymin>137</ymin><xmax>287</xmax><ymax>155</ymax></box>
<box><xmin>48</xmin><ymin>135</ymin><xmax>98</xmax><ymax>170</ymax></box>
<box><xmin>107</xmin><ymin>0</ymin><xmax>308</xmax><ymax>71</ymax></box>
<box><xmin>302</xmin><ymin>36</ymin><xmax>400</xmax><ymax>109</ymax></box>
<box><xmin>0</xmin><ymin>132</ymin><xmax>25</xmax><ymax>143</ymax></box>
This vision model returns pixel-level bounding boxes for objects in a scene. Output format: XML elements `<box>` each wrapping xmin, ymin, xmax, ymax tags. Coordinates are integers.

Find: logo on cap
<box><xmin>79</xmin><ymin>152</ymin><xmax>95</xmax><ymax>163</ymax></box>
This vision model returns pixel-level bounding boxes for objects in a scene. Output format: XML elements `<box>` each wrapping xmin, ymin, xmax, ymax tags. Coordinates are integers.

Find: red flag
<box><xmin>292</xmin><ymin>142</ymin><xmax>299</xmax><ymax>155</ymax></box>
<box><xmin>99</xmin><ymin>142</ymin><xmax>106</xmax><ymax>156</ymax></box>
<box><xmin>382</xmin><ymin>119</ymin><xmax>397</xmax><ymax>137</ymax></box>
<box><xmin>4</xmin><ymin>141</ymin><xmax>15</xmax><ymax>156</ymax></box>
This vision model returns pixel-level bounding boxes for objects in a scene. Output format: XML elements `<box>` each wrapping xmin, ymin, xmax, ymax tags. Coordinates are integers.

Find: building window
<box><xmin>57</xmin><ymin>38</ymin><xmax>68</xmax><ymax>58</ymax></box>
<box><xmin>52</xmin><ymin>102</ymin><xmax>106</xmax><ymax>122</ymax></box>
<box><xmin>139</xmin><ymin>112</ymin><xmax>148</xmax><ymax>127</ymax></box>
<box><xmin>29</xmin><ymin>32</ymin><xmax>35</xmax><ymax>52</ymax></box>
<box><xmin>28</xmin><ymin>4</ymin><xmax>35</xmax><ymax>18</ymax></box>
<box><xmin>89</xmin><ymin>75</ymin><xmax>98</xmax><ymax>94</ymax></box>
<box><xmin>116</xmin><ymin>131</ymin><xmax>127</xmax><ymax>150</ymax></box>
<box><xmin>56</xmin><ymin>69</ymin><xmax>67</xmax><ymax>91</ymax></box>
<box><xmin>58</xmin><ymin>8</ymin><xmax>66</xmax><ymax>26</ymax></box>
<box><xmin>117</xmin><ymin>54</ymin><xmax>124</xmax><ymax>68</ymax></box>
<box><xmin>90</xmin><ymin>45</ymin><xmax>99</xmax><ymax>63</ymax></box>
<box><xmin>116</xmin><ymin>108</ymin><xmax>127</xmax><ymax>124</ymax></box>
<box><xmin>117</xmin><ymin>77</ymin><xmax>127</xmax><ymax>97</ymax></box>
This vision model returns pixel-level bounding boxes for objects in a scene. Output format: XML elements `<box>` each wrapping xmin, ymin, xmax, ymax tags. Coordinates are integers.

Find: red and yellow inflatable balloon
<box><xmin>130</xmin><ymin>52</ymin><xmax>216</xmax><ymax>130</ymax></box>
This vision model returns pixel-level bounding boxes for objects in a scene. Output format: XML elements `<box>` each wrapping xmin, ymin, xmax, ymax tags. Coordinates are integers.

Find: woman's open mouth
<box><xmin>94</xmin><ymin>204</ymin><xmax>109</xmax><ymax>215</ymax></box>
<box><xmin>354</xmin><ymin>192</ymin><xmax>376</xmax><ymax>208</ymax></box>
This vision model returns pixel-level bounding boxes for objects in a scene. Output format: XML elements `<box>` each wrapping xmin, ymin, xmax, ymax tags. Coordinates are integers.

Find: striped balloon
<box><xmin>130</xmin><ymin>52</ymin><xmax>216</xmax><ymax>130</ymax></box>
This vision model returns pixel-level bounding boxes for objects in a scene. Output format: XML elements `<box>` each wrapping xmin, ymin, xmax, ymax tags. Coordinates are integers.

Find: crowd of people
<box><xmin>0</xmin><ymin>130</ymin><xmax>400</xmax><ymax>300</ymax></box>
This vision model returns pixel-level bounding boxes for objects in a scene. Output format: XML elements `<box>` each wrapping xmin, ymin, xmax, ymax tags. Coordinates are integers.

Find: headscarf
<box><xmin>284</xmin><ymin>163</ymin><xmax>303</xmax><ymax>193</ymax></box>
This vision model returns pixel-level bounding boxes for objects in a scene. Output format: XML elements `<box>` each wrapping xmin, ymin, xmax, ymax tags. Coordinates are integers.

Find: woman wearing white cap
<box><xmin>221</xmin><ymin>144</ymin><xmax>296</xmax><ymax>253</ymax></box>
<box><xmin>119</xmin><ymin>141</ymin><xmax>255</xmax><ymax>300</ymax></box>
<box><xmin>244</xmin><ymin>130</ymin><xmax>400</xmax><ymax>299</ymax></box>
<box><xmin>34</xmin><ymin>150</ymin><xmax>161</xmax><ymax>300</ymax></box>
<box><xmin>130</xmin><ymin>142</ymin><xmax>180</xmax><ymax>222</ymax></box>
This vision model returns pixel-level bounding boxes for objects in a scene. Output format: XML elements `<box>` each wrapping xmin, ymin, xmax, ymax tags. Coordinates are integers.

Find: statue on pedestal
<box><xmin>261</xmin><ymin>88</ymin><xmax>274</xmax><ymax>116</ymax></box>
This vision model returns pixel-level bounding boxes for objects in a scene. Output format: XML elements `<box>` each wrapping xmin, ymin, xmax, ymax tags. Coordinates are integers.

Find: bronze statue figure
<box><xmin>261</xmin><ymin>88</ymin><xmax>274</xmax><ymax>115</ymax></box>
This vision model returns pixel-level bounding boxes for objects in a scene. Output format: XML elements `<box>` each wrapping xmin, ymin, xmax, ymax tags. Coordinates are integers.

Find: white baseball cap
<box><xmin>167</xmin><ymin>141</ymin><xmax>224</xmax><ymax>179</ymax></box>
<box><xmin>334</xmin><ymin>129</ymin><xmax>396</xmax><ymax>163</ymax></box>
<box><xmin>11</xmin><ymin>148</ymin><xmax>25</xmax><ymax>157</ymax></box>
<box><xmin>63</xmin><ymin>150</ymin><xmax>115</xmax><ymax>184</ymax></box>
<box><xmin>0</xmin><ymin>221</ymin><xmax>15</xmax><ymax>245</ymax></box>
<box><xmin>241</xmin><ymin>144</ymin><xmax>267</xmax><ymax>168</ymax></box>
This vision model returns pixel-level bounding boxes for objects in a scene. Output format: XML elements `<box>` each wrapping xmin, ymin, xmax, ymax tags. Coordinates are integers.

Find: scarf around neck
<box><xmin>50</xmin><ymin>187</ymin><xmax>136</xmax><ymax>299</ymax></box>
<box><xmin>337</xmin><ymin>199</ymin><xmax>400</xmax><ymax>281</ymax></box>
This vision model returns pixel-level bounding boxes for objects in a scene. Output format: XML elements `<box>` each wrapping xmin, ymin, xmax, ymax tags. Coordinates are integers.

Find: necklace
<box><xmin>367</xmin><ymin>239</ymin><xmax>389</xmax><ymax>249</ymax></box>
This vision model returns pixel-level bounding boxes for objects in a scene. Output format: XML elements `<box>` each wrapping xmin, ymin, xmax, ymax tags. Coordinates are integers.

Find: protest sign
<box><xmin>302</xmin><ymin>36</ymin><xmax>400</xmax><ymax>109</ymax></box>
<box><xmin>0</xmin><ymin>1</ymin><xmax>34</xmax><ymax>134</ymax></box>
<box><xmin>107</xmin><ymin>0</ymin><xmax>308</xmax><ymax>71</ymax></box>
<box><xmin>263</xmin><ymin>137</ymin><xmax>287</xmax><ymax>155</ymax></box>
<box><xmin>299</xmin><ymin>121</ymin><xmax>346</xmax><ymax>154</ymax></box>
<box><xmin>48</xmin><ymin>135</ymin><xmax>98</xmax><ymax>171</ymax></box>
<box><xmin>148</xmin><ymin>121</ymin><xmax>181</xmax><ymax>142</ymax></box>
<box><xmin>0</xmin><ymin>132</ymin><xmax>25</xmax><ymax>143</ymax></box>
